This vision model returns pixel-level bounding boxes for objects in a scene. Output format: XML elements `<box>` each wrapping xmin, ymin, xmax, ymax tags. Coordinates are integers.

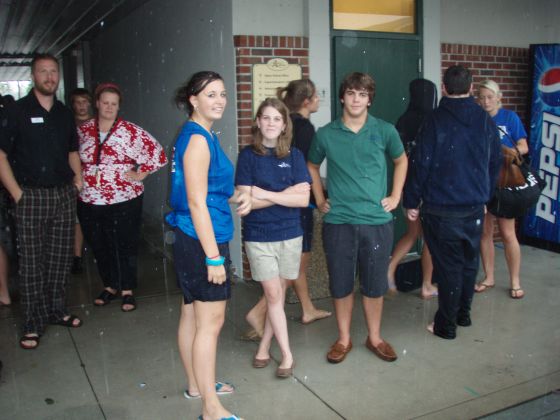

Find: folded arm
<box><xmin>251</xmin><ymin>182</ymin><xmax>310</xmax><ymax>208</ymax></box>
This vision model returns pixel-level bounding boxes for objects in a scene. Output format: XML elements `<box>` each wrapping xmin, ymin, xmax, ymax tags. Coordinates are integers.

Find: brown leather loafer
<box><xmin>276</xmin><ymin>361</ymin><xmax>295</xmax><ymax>378</ymax></box>
<box><xmin>326</xmin><ymin>340</ymin><xmax>353</xmax><ymax>364</ymax></box>
<box><xmin>365</xmin><ymin>337</ymin><xmax>397</xmax><ymax>362</ymax></box>
<box><xmin>252</xmin><ymin>355</ymin><xmax>270</xmax><ymax>368</ymax></box>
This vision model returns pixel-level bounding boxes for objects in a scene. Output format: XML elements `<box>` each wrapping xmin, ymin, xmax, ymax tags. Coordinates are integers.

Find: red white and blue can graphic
<box><xmin>524</xmin><ymin>44</ymin><xmax>560</xmax><ymax>243</ymax></box>
<box><xmin>538</xmin><ymin>67</ymin><xmax>560</xmax><ymax>107</ymax></box>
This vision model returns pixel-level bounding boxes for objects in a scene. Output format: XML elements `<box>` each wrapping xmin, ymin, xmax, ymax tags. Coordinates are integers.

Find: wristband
<box><xmin>205</xmin><ymin>256</ymin><xmax>225</xmax><ymax>266</ymax></box>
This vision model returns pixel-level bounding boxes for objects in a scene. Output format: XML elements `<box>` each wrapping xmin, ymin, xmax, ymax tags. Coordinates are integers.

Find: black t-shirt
<box><xmin>290</xmin><ymin>113</ymin><xmax>315</xmax><ymax>161</ymax></box>
<box><xmin>290</xmin><ymin>112</ymin><xmax>318</xmax><ymax>204</ymax></box>
<box><xmin>0</xmin><ymin>91</ymin><xmax>78</xmax><ymax>187</ymax></box>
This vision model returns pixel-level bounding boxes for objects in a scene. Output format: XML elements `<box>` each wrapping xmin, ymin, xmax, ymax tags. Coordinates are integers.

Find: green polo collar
<box><xmin>332</xmin><ymin>114</ymin><xmax>379</xmax><ymax>134</ymax></box>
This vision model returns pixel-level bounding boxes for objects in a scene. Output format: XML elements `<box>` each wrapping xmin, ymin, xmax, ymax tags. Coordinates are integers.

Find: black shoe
<box><xmin>457</xmin><ymin>314</ymin><xmax>472</xmax><ymax>327</ymax></box>
<box><xmin>71</xmin><ymin>257</ymin><xmax>83</xmax><ymax>274</ymax></box>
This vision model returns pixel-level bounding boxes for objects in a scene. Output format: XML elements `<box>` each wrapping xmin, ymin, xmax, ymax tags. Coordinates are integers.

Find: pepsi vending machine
<box><xmin>523</xmin><ymin>44</ymin><xmax>560</xmax><ymax>245</ymax></box>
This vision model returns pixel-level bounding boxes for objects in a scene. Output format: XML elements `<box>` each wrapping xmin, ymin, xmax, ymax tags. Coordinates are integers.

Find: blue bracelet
<box><xmin>205</xmin><ymin>256</ymin><xmax>225</xmax><ymax>266</ymax></box>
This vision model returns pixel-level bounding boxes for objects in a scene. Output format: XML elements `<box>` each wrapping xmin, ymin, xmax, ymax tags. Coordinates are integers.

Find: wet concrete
<box><xmin>0</xmin><ymin>240</ymin><xmax>558</xmax><ymax>419</ymax></box>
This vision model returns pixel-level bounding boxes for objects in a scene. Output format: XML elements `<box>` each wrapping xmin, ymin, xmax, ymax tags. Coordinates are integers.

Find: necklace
<box><xmin>94</xmin><ymin>117</ymin><xmax>120</xmax><ymax>187</ymax></box>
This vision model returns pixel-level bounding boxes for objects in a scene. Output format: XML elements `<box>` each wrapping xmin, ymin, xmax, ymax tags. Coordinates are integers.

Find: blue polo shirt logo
<box><xmin>278</xmin><ymin>162</ymin><xmax>291</xmax><ymax>168</ymax></box>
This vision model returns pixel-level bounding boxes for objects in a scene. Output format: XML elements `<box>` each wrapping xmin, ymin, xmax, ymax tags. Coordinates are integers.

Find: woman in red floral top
<box><xmin>77</xmin><ymin>83</ymin><xmax>167</xmax><ymax>311</ymax></box>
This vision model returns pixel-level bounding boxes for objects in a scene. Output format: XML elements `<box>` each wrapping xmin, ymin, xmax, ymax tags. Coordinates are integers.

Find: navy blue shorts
<box><xmin>323</xmin><ymin>222</ymin><xmax>393</xmax><ymax>299</ymax></box>
<box><xmin>301</xmin><ymin>207</ymin><xmax>314</xmax><ymax>253</ymax></box>
<box><xmin>172</xmin><ymin>228</ymin><xmax>231</xmax><ymax>304</ymax></box>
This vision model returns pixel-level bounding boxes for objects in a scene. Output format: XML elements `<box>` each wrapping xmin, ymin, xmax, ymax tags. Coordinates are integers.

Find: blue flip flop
<box><xmin>198</xmin><ymin>416</ymin><xmax>242</xmax><ymax>420</ymax></box>
<box><xmin>184</xmin><ymin>381</ymin><xmax>234</xmax><ymax>399</ymax></box>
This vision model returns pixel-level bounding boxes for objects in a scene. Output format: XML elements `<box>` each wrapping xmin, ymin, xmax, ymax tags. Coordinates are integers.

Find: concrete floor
<box><xmin>0</xmin><ymin>240</ymin><xmax>559</xmax><ymax>420</ymax></box>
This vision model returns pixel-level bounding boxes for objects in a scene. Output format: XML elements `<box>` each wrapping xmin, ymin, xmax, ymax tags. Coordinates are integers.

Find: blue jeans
<box><xmin>421</xmin><ymin>207</ymin><xmax>484</xmax><ymax>339</ymax></box>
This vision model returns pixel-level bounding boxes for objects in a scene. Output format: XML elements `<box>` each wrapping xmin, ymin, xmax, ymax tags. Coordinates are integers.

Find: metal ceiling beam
<box><xmin>54</xmin><ymin>0</ymin><xmax>126</xmax><ymax>57</ymax></box>
<box><xmin>26</xmin><ymin>0</ymin><xmax>77</xmax><ymax>53</ymax></box>
<box><xmin>0</xmin><ymin>0</ymin><xmax>21</xmax><ymax>52</ymax></box>
<box><xmin>0</xmin><ymin>63</ymin><xmax>31</xmax><ymax>67</ymax></box>
<box><xmin>0</xmin><ymin>53</ymin><xmax>34</xmax><ymax>59</ymax></box>
<box><xmin>45</xmin><ymin>0</ymin><xmax>101</xmax><ymax>55</ymax></box>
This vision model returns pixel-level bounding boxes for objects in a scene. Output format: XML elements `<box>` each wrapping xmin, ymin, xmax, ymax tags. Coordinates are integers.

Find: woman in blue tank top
<box><xmin>167</xmin><ymin>71</ymin><xmax>250</xmax><ymax>420</ymax></box>
<box><xmin>476</xmin><ymin>80</ymin><xmax>528</xmax><ymax>300</ymax></box>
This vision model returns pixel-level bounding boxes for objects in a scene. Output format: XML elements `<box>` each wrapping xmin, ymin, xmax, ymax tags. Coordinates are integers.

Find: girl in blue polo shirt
<box><xmin>235</xmin><ymin>98</ymin><xmax>311</xmax><ymax>378</ymax></box>
<box><xmin>476</xmin><ymin>79</ymin><xmax>529</xmax><ymax>300</ymax></box>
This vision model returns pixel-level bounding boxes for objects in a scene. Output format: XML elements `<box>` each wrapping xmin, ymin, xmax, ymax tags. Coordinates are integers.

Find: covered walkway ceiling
<box><xmin>0</xmin><ymin>0</ymin><xmax>149</xmax><ymax>81</ymax></box>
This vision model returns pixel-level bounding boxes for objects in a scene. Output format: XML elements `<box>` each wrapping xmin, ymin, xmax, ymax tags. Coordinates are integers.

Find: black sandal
<box><xmin>53</xmin><ymin>314</ymin><xmax>82</xmax><ymax>328</ymax></box>
<box><xmin>94</xmin><ymin>290</ymin><xmax>117</xmax><ymax>306</ymax></box>
<box><xmin>121</xmin><ymin>295</ymin><xmax>136</xmax><ymax>312</ymax></box>
<box><xmin>20</xmin><ymin>334</ymin><xmax>40</xmax><ymax>350</ymax></box>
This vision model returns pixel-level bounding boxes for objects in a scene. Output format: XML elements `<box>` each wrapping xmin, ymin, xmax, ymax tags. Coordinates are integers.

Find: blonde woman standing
<box><xmin>476</xmin><ymin>80</ymin><xmax>528</xmax><ymax>299</ymax></box>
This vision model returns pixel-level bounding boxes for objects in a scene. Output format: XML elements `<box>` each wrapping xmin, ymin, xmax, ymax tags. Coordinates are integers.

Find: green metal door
<box><xmin>333</xmin><ymin>35</ymin><xmax>421</xmax><ymax>251</ymax></box>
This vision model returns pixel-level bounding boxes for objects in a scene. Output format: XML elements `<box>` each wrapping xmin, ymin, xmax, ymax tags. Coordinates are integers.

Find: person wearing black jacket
<box><xmin>403</xmin><ymin>66</ymin><xmax>502</xmax><ymax>340</ymax></box>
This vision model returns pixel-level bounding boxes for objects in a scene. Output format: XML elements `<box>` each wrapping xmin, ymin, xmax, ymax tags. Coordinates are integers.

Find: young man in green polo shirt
<box><xmin>307</xmin><ymin>72</ymin><xmax>407</xmax><ymax>364</ymax></box>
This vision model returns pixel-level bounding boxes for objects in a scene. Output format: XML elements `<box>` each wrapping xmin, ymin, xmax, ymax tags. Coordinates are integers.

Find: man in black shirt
<box><xmin>0</xmin><ymin>53</ymin><xmax>83</xmax><ymax>349</ymax></box>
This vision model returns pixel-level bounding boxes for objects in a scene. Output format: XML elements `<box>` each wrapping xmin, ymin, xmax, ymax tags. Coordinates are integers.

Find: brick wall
<box><xmin>441</xmin><ymin>43</ymin><xmax>530</xmax><ymax>125</ymax></box>
<box><xmin>233</xmin><ymin>35</ymin><xmax>309</xmax><ymax>280</ymax></box>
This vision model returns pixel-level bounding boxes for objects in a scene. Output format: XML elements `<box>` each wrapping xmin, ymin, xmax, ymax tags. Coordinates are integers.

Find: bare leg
<box><xmin>477</xmin><ymin>212</ymin><xmax>496</xmax><ymax>290</ymax></box>
<box><xmin>497</xmin><ymin>217</ymin><xmax>522</xmax><ymax>292</ymax></box>
<box><xmin>0</xmin><ymin>247</ymin><xmax>10</xmax><ymax>305</ymax></box>
<box><xmin>420</xmin><ymin>243</ymin><xmax>437</xmax><ymax>298</ymax></box>
<box><xmin>245</xmin><ymin>295</ymin><xmax>266</xmax><ymax>336</ymax></box>
<box><xmin>387</xmin><ymin>218</ymin><xmax>421</xmax><ymax>291</ymax></box>
<box><xmin>178</xmin><ymin>301</ymin><xmax>198</xmax><ymax>394</ymax></box>
<box><xmin>256</xmin><ymin>306</ymin><xmax>274</xmax><ymax>360</ymax></box>
<box><xmin>74</xmin><ymin>223</ymin><xmax>84</xmax><ymax>257</ymax></box>
<box><xmin>256</xmin><ymin>278</ymin><xmax>293</xmax><ymax>369</ymax></box>
<box><xmin>193</xmin><ymin>300</ymin><xmax>232</xmax><ymax>420</ymax></box>
<box><xmin>332</xmin><ymin>294</ymin><xmax>354</xmax><ymax>346</ymax></box>
<box><xmin>180</xmin><ymin>301</ymin><xmax>232</xmax><ymax>398</ymax></box>
<box><xmin>290</xmin><ymin>252</ymin><xmax>331</xmax><ymax>324</ymax></box>
<box><xmin>362</xmin><ymin>296</ymin><xmax>384</xmax><ymax>346</ymax></box>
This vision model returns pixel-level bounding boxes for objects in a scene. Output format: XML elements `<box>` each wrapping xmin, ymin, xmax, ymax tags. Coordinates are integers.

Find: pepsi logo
<box><xmin>538</xmin><ymin>67</ymin><xmax>560</xmax><ymax>107</ymax></box>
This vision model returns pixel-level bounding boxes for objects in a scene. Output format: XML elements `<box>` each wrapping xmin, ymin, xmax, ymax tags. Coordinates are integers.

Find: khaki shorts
<box><xmin>245</xmin><ymin>236</ymin><xmax>302</xmax><ymax>281</ymax></box>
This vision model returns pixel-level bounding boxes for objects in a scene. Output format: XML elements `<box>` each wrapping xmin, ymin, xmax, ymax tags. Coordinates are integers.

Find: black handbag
<box><xmin>487</xmin><ymin>159</ymin><xmax>546</xmax><ymax>219</ymax></box>
<box><xmin>395</xmin><ymin>258</ymin><xmax>423</xmax><ymax>292</ymax></box>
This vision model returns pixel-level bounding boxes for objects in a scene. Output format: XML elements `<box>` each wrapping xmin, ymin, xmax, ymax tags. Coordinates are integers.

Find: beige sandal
<box><xmin>475</xmin><ymin>282</ymin><xmax>495</xmax><ymax>293</ymax></box>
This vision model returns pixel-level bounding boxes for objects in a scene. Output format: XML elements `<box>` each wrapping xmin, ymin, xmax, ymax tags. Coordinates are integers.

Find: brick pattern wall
<box><xmin>441</xmin><ymin>43</ymin><xmax>530</xmax><ymax>124</ymax></box>
<box><xmin>233</xmin><ymin>35</ymin><xmax>309</xmax><ymax>280</ymax></box>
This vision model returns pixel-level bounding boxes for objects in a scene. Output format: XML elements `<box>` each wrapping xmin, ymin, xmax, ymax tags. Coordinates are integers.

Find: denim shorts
<box><xmin>323</xmin><ymin>222</ymin><xmax>393</xmax><ymax>299</ymax></box>
<box><xmin>172</xmin><ymin>228</ymin><xmax>231</xmax><ymax>304</ymax></box>
<box><xmin>301</xmin><ymin>207</ymin><xmax>314</xmax><ymax>253</ymax></box>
